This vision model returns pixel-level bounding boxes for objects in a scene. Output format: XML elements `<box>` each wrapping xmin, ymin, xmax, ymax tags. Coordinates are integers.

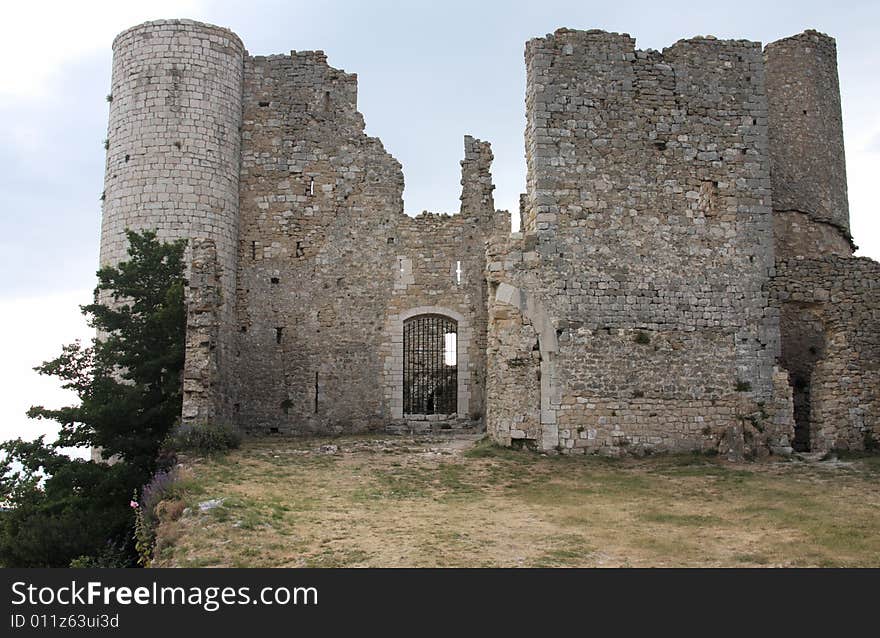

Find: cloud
<box><xmin>0</xmin><ymin>0</ymin><xmax>206</xmax><ymax>99</ymax></box>
<box><xmin>0</xmin><ymin>291</ymin><xmax>93</xmax><ymax>457</ymax></box>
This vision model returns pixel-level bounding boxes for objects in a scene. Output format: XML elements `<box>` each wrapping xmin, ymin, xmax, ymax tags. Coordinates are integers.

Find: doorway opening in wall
<box><xmin>781</xmin><ymin>304</ymin><xmax>826</xmax><ymax>453</ymax></box>
<box><xmin>403</xmin><ymin>314</ymin><xmax>457</xmax><ymax>415</ymax></box>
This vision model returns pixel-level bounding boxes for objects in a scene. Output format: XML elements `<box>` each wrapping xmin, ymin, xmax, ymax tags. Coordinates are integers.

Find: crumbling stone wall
<box><xmin>773</xmin><ymin>257</ymin><xmax>880</xmax><ymax>452</ymax></box>
<box><xmin>233</xmin><ymin>50</ymin><xmax>493</xmax><ymax>433</ymax></box>
<box><xmin>182</xmin><ymin>239</ymin><xmax>223</xmax><ymax>423</ymax></box>
<box><xmin>487</xmin><ymin>29</ymin><xmax>792</xmax><ymax>455</ymax></box>
<box><xmin>100</xmin><ymin>19</ymin><xmax>876</xmax><ymax>455</ymax></box>
<box><xmin>765</xmin><ymin>30</ymin><xmax>878</xmax><ymax>452</ymax></box>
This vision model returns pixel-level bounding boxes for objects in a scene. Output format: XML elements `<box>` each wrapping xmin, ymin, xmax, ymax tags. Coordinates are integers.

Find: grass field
<box><xmin>151</xmin><ymin>434</ymin><xmax>880</xmax><ymax>568</ymax></box>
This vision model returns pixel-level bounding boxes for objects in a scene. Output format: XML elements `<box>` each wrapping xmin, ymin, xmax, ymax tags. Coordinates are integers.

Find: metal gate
<box><xmin>403</xmin><ymin>314</ymin><xmax>457</xmax><ymax>415</ymax></box>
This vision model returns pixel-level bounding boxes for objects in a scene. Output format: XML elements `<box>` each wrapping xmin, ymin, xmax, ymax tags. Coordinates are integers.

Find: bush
<box><xmin>70</xmin><ymin>540</ymin><xmax>133</xmax><ymax>568</ymax></box>
<box><xmin>165</xmin><ymin>422</ymin><xmax>241</xmax><ymax>454</ymax></box>
<box><xmin>131</xmin><ymin>467</ymin><xmax>183</xmax><ymax>566</ymax></box>
<box><xmin>634</xmin><ymin>331</ymin><xmax>651</xmax><ymax>345</ymax></box>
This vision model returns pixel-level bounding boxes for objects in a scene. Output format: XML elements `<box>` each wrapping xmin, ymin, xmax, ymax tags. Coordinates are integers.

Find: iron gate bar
<box><xmin>403</xmin><ymin>314</ymin><xmax>457</xmax><ymax>415</ymax></box>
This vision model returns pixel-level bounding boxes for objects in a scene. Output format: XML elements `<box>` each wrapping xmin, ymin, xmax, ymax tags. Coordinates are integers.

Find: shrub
<box><xmin>131</xmin><ymin>467</ymin><xmax>184</xmax><ymax>567</ymax></box>
<box><xmin>634</xmin><ymin>331</ymin><xmax>651</xmax><ymax>345</ymax></box>
<box><xmin>735</xmin><ymin>380</ymin><xmax>752</xmax><ymax>392</ymax></box>
<box><xmin>141</xmin><ymin>468</ymin><xmax>178</xmax><ymax>523</ymax></box>
<box><xmin>69</xmin><ymin>539</ymin><xmax>133</xmax><ymax>568</ymax></box>
<box><xmin>165</xmin><ymin>421</ymin><xmax>241</xmax><ymax>454</ymax></box>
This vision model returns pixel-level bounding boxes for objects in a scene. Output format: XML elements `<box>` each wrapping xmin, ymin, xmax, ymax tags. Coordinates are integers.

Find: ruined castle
<box><xmin>99</xmin><ymin>20</ymin><xmax>879</xmax><ymax>457</ymax></box>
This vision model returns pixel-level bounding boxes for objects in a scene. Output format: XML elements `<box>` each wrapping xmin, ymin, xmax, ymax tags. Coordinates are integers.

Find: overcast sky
<box><xmin>1</xmin><ymin>0</ymin><xmax>877</xmax><ymax>450</ymax></box>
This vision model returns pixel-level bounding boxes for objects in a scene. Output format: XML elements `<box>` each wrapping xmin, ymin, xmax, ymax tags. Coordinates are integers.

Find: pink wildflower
<box><xmin>130</xmin><ymin>500</ymin><xmax>139</xmax><ymax>509</ymax></box>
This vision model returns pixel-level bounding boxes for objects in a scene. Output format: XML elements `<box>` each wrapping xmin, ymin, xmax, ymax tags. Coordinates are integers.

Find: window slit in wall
<box><xmin>251</xmin><ymin>241</ymin><xmax>256</xmax><ymax>260</ymax></box>
<box><xmin>275</xmin><ymin>327</ymin><xmax>283</xmax><ymax>344</ymax></box>
<box><xmin>455</xmin><ymin>260</ymin><xmax>462</xmax><ymax>285</ymax></box>
<box><xmin>314</xmin><ymin>371</ymin><xmax>319</xmax><ymax>414</ymax></box>
<box><xmin>309</xmin><ymin>177</ymin><xmax>315</xmax><ymax>196</ymax></box>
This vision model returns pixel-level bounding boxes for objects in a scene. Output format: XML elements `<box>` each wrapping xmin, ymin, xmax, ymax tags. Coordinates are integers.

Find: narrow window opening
<box><xmin>455</xmin><ymin>260</ymin><xmax>462</xmax><ymax>285</ymax></box>
<box><xmin>314</xmin><ymin>372</ymin><xmax>319</xmax><ymax>414</ymax></box>
<box><xmin>270</xmin><ymin>277</ymin><xmax>280</xmax><ymax>284</ymax></box>
<box><xmin>309</xmin><ymin>177</ymin><xmax>315</xmax><ymax>196</ymax></box>
<box><xmin>275</xmin><ymin>327</ymin><xmax>283</xmax><ymax>344</ymax></box>
<box><xmin>270</xmin><ymin>426</ymin><xmax>280</xmax><ymax>433</ymax></box>
<box><xmin>258</xmin><ymin>100</ymin><xmax>270</xmax><ymax>107</ymax></box>
<box><xmin>240</xmin><ymin>326</ymin><xmax>248</xmax><ymax>333</ymax></box>
<box><xmin>296</xmin><ymin>241</ymin><xmax>304</xmax><ymax>257</ymax></box>
<box><xmin>444</xmin><ymin>332</ymin><xmax>457</xmax><ymax>366</ymax></box>
<box><xmin>323</xmin><ymin>91</ymin><xmax>331</xmax><ymax>111</ymax></box>
<box><xmin>387</xmin><ymin>237</ymin><xmax>395</xmax><ymax>244</ymax></box>
<box><xmin>251</xmin><ymin>241</ymin><xmax>257</xmax><ymax>260</ymax></box>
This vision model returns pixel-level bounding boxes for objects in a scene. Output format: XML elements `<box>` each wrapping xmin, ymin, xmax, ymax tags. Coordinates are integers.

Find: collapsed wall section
<box><xmin>765</xmin><ymin>31</ymin><xmax>878</xmax><ymax>452</ymax></box>
<box><xmin>234</xmin><ymin>50</ymin><xmax>493</xmax><ymax>433</ymax></box>
<box><xmin>488</xmin><ymin>29</ymin><xmax>791</xmax><ymax>455</ymax></box>
<box><xmin>772</xmin><ymin>257</ymin><xmax>880</xmax><ymax>452</ymax></box>
<box><xmin>101</xmin><ymin>19</ymin><xmax>244</xmax><ymax>425</ymax></box>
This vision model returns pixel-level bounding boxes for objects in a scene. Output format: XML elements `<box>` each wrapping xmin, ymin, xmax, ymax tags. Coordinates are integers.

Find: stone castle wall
<box><xmin>232</xmin><ymin>50</ymin><xmax>493</xmax><ymax>434</ymax></box>
<box><xmin>772</xmin><ymin>257</ymin><xmax>880</xmax><ymax>452</ymax></box>
<box><xmin>764</xmin><ymin>30</ymin><xmax>878</xmax><ymax>452</ymax></box>
<box><xmin>98</xmin><ymin>19</ymin><xmax>878</xmax><ymax>456</ymax></box>
<box><xmin>487</xmin><ymin>29</ymin><xmax>791</xmax><ymax>455</ymax></box>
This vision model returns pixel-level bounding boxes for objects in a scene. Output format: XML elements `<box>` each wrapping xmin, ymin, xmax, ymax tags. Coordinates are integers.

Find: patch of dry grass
<box><xmin>150</xmin><ymin>435</ymin><xmax>880</xmax><ymax>568</ymax></box>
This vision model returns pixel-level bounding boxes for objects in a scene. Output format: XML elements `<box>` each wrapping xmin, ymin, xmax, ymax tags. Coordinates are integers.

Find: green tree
<box><xmin>0</xmin><ymin>230</ymin><xmax>187</xmax><ymax>567</ymax></box>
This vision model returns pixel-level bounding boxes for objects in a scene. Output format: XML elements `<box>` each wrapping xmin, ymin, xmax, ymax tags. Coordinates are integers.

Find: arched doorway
<box><xmin>403</xmin><ymin>314</ymin><xmax>458</xmax><ymax>415</ymax></box>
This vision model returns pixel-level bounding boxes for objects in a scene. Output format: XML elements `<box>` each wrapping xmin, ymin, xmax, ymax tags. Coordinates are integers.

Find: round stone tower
<box><xmin>100</xmin><ymin>18</ymin><xmax>244</xmax><ymax>280</ymax></box>
<box><xmin>765</xmin><ymin>30</ymin><xmax>852</xmax><ymax>257</ymax></box>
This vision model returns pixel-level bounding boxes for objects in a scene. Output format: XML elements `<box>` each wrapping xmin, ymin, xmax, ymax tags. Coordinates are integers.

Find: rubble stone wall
<box><xmin>773</xmin><ymin>256</ymin><xmax>880</xmax><ymax>452</ymax></box>
<box><xmin>232</xmin><ymin>50</ymin><xmax>492</xmax><ymax>433</ymax></box>
<box><xmin>488</xmin><ymin>29</ymin><xmax>790</xmax><ymax>455</ymax></box>
<box><xmin>99</xmin><ymin>20</ymin><xmax>876</xmax><ymax>456</ymax></box>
